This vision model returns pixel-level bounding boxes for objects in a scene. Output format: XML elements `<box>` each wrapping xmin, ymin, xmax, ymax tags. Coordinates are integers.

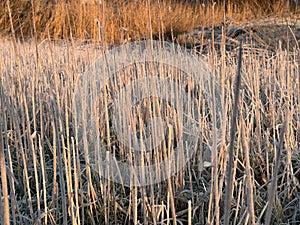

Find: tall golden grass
<box><xmin>0</xmin><ymin>0</ymin><xmax>298</xmax><ymax>44</ymax></box>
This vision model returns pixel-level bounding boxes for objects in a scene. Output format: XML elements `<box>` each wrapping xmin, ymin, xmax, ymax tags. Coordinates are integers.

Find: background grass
<box><xmin>0</xmin><ymin>0</ymin><xmax>299</xmax><ymax>44</ymax></box>
<box><xmin>0</xmin><ymin>0</ymin><xmax>299</xmax><ymax>225</ymax></box>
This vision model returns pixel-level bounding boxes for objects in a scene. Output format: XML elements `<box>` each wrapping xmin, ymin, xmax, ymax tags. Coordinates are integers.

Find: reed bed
<box><xmin>0</xmin><ymin>0</ymin><xmax>298</xmax><ymax>44</ymax></box>
<box><xmin>0</xmin><ymin>34</ymin><xmax>299</xmax><ymax>224</ymax></box>
<box><xmin>0</xmin><ymin>1</ymin><xmax>300</xmax><ymax>225</ymax></box>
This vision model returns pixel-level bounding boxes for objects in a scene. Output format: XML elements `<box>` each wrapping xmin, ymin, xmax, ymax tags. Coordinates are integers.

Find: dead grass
<box><xmin>0</xmin><ymin>33</ymin><xmax>299</xmax><ymax>225</ymax></box>
<box><xmin>0</xmin><ymin>0</ymin><xmax>298</xmax><ymax>44</ymax></box>
<box><xmin>0</xmin><ymin>1</ymin><xmax>299</xmax><ymax>225</ymax></box>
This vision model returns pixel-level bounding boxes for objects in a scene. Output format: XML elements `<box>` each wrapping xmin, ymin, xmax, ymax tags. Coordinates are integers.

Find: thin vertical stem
<box><xmin>264</xmin><ymin>116</ymin><xmax>288</xmax><ymax>225</ymax></box>
<box><xmin>224</xmin><ymin>39</ymin><xmax>243</xmax><ymax>225</ymax></box>
<box><xmin>188</xmin><ymin>200</ymin><xmax>192</xmax><ymax>225</ymax></box>
<box><xmin>0</xmin><ymin>83</ymin><xmax>9</xmax><ymax>225</ymax></box>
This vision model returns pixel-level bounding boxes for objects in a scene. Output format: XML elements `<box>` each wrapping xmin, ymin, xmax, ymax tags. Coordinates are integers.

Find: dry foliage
<box><xmin>0</xmin><ymin>37</ymin><xmax>299</xmax><ymax>225</ymax></box>
<box><xmin>0</xmin><ymin>0</ymin><xmax>298</xmax><ymax>44</ymax></box>
<box><xmin>0</xmin><ymin>0</ymin><xmax>300</xmax><ymax>225</ymax></box>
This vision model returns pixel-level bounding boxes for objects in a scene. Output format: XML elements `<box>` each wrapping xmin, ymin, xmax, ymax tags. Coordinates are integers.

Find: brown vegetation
<box><xmin>0</xmin><ymin>0</ymin><xmax>298</xmax><ymax>44</ymax></box>
<box><xmin>0</xmin><ymin>0</ymin><xmax>299</xmax><ymax>225</ymax></box>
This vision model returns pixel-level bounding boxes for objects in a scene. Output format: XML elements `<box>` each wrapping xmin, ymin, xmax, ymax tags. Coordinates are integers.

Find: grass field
<box><xmin>0</xmin><ymin>0</ymin><xmax>299</xmax><ymax>43</ymax></box>
<box><xmin>0</xmin><ymin>0</ymin><xmax>299</xmax><ymax>225</ymax></box>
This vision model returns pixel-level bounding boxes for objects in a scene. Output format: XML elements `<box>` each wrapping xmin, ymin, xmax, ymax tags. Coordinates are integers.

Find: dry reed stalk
<box><xmin>46</xmin><ymin>33</ymin><xmax>58</xmax><ymax>224</ymax></box>
<box><xmin>30</xmin><ymin>0</ymin><xmax>40</xmax><ymax>68</ymax></box>
<box><xmin>264</xmin><ymin>116</ymin><xmax>288</xmax><ymax>225</ymax></box>
<box><xmin>224</xmin><ymin>39</ymin><xmax>243</xmax><ymax>225</ymax></box>
<box><xmin>0</xmin><ymin>83</ymin><xmax>9</xmax><ymax>225</ymax></box>
<box><xmin>186</xmin><ymin>144</ymin><xmax>194</xmax><ymax>218</ymax></box>
<box><xmin>104</xmin><ymin>150</ymin><xmax>110</xmax><ymax>224</ymax></box>
<box><xmin>64</xmin><ymin>96</ymin><xmax>76</xmax><ymax>224</ymax></box>
<box><xmin>233</xmin><ymin>178</ymin><xmax>242</xmax><ymax>224</ymax></box>
<box><xmin>241</xmin><ymin>115</ymin><xmax>256</xmax><ymax>224</ymax></box>
<box><xmin>164</xmin><ymin>125</ymin><xmax>176</xmax><ymax>224</ymax></box>
<box><xmin>137</xmin><ymin>103</ymin><xmax>147</xmax><ymax>224</ymax></box>
<box><xmin>51</xmin><ymin>99</ymin><xmax>68</xmax><ymax>225</ymax></box>
<box><xmin>7</xmin><ymin>1</ymin><xmax>35</xmax><ymax>221</ymax></box>
<box><xmin>188</xmin><ymin>200</ymin><xmax>192</xmax><ymax>225</ymax></box>
<box><xmin>72</xmin><ymin>137</ymin><xmax>81</xmax><ymax>225</ymax></box>
<box><xmin>166</xmin><ymin>191</ymin><xmax>170</xmax><ymax>225</ymax></box>
<box><xmin>210</xmin><ymin>2</ymin><xmax>221</xmax><ymax>225</ymax></box>
<box><xmin>132</xmin><ymin>183</ymin><xmax>138</xmax><ymax>225</ymax></box>
<box><xmin>38</xmin><ymin>135</ymin><xmax>48</xmax><ymax>225</ymax></box>
<box><xmin>5</xmin><ymin>114</ymin><xmax>18</xmax><ymax>225</ymax></box>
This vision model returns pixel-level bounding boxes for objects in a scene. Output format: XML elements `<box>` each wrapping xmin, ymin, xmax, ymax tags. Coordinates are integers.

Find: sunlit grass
<box><xmin>0</xmin><ymin>0</ymin><xmax>299</xmax><ymax>224</ymax></box>
<box><xmin>0</xmin><ymin>34</ymin><xmax>299</xmax><ymax>224</ymax></box>
<box><xmin>0</xmin><ymin>0</ymin><xmax>298</xmax><ymax>43</ymax></box>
